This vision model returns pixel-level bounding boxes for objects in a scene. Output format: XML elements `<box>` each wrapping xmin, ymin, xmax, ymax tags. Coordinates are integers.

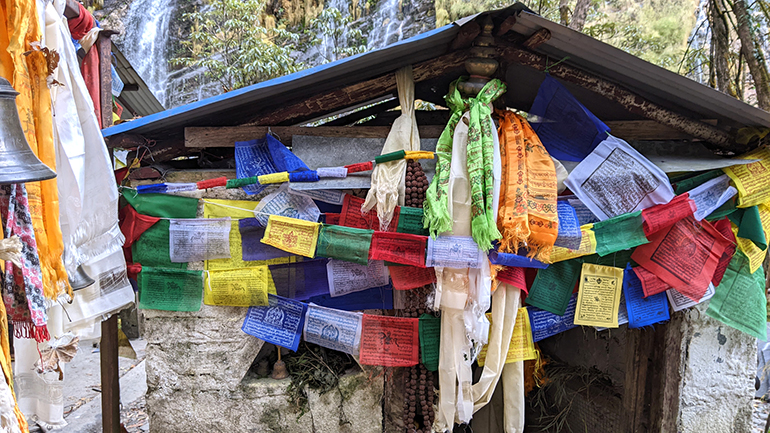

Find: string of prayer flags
<box><xmin>308</xmin><ymin>286</ymin><xmax>394</xmax><ymax>311</ymax></box>
<box><xmin>488</xmin><ymin>250</ymin><xmax>549</xmax><ymax>269</ymax></box>
<box><xmin>623</xmin><ymin>265</ymin><xmax>669</xmax><ymax>328</ymax></box>
<box><xmin>136</xmin><ymin>182</ymin><xmax>197</xmax><ymax>194</ymax></box>
<box><xmin>197</xmin><ymin>177</ymin><xmax>228</xmax><ymax>190</ymax></box>
<box><xmin>138</xmin><ymin>267</ymin><xmax>203</xmax><ymax>312</ymax></box>
<box><xmin>238</xmin><ymin>218</ymin><xmax>293</xmax><ymax>262</ymax></box>
<box><xmin>369</xmin><ymin>232</ymin><xmax>427</xmax><ymax>267</ymax></box>
<box><xmin>419</xmin><ymin>314</ymin><xmax>440</xmax><ymax>371</ymax></box>
<box><xmin>242</xmin><ymin>294</ymin><xmax>308</xmax><ymax>351</ymax></box>
<box><xmin>396</xmin><ymin>206</ymin><xmax>429</xmax><ymax>236</ymax></box>
<box><xmin>593</xmin><ymin>211</ymin><xmax>648</xmax><ymax>256</ymax></box>
<box><xmin>528</xmin><ymin>74</ymin><xmax>610</xmax><ymax>162</ymax></box>
<box><xmin>327</xmin><ymin>260</ymin><xmax>390</xmax><ymax>297</ymax></box>
<box><xmin>564</xmin><ymin>135</ymin><xmax>675</xmax><ymax>220</ymax></box>
<box><xmin>132</xmin><ymin>220</ymin><xmax>186</xmax><ymax>269</ymax></box>
<box><xmin>345</xmin><ymin>161</ymin><xmax>373</xmax><ymax>173</ymax></box>
<box><xmin>641</xmin><ymin>194</ymin><xmax>696</xmax><ymax>236</ymax></box>
<box><xmin>359</xmin><ymin>314</ymin><xmax>419</xmax><ymax>367</ymax></box>
<box><xmin>496</xmin><ymin>267</ymin><xmax>527</xmax><ymax>292</ymax></box>
<box><xmin>711</xmin><ymin>218</ymin><xmax>737</xmax><ymax>286</ymax></box>
<box><xmin>722</xmin><ymin>146</ymin><xmax>770</xmax><ymax>207</ymax></box>
<box><xmin>119</xmin><ymin>204</ymin><xmax>160</xmax><ymax>248</ymax></box>
<box><xmin>234</xmin><ymin>134</ymin><xmax>310</xmax><ymax>195</ymax></box>
<box><xmin>203</xmin><ymin>198</ymin><xmax>259</xmax><ymax>219</ymax></box>
<box><xmin>268</xmin><ymin>259</ymin><xmax>329</xmax><ymax>301</ymax></box>
<box><xmin>290</xmin><ymin>188</ymin><xmax>345</xmax><ymax>206</ymax></box>
<box><xmin>203</xmin><ymin>267</ymin><xmax>269</xmax><ymax>307</ymax></box>
<box><xmin>673</xmin><ymin>170</ymin><xmax>723</xmax><ymax>195</ymax></box>
<box><xmin>203</xmin><ymin>199</ymin><xmax>270</xmax><ymax>271</ymax></box>
<box><xmin>339</xmin><ymin>194</ymin><xmax>400</xmax><ymax>232</ymax></box>
<box><xmin>549</xmin><ymin>224</ymin><xmax>597</xmax><ymax>263</ymax></box>
<box><xmin>632</xmin><ymin>265</ymin><xmax>671</xmax><ymax>298</ymax></box>
<box><xmin>632</xmin><ymin>216</ymin><xmax>730</xmax><ymax>301</ymax></box>
<box><xmin>686</xmin><ymin>174</ymin><xmax>737</xmax><ymax>221</ymax></box>
<box><xmin>303</xmin><ymin>304</ymin><xmax>362</xmax><ymax>355</ymax></box>
<box><xmin>261</xmin><ymin>215</ymin><xmax>320</xmax><ymax>258</ymax></box>
<box><xmin>120</xmin><ymin>188</ymin><xmax>199</xmax><ymax>218</ymax></box>
<box><xmin>525</xmin><ymin>260</ymin><xmax>582</xmax><ymax>315</ymax></box>
<box><xmin>574</xmin><ymin>263</ymin><xmax>624</xmax><ymax>328</ymax></box>
<box><xmin>554</xmin><ymin>201</ymin><xmax>582</xmax><ymax>250</ymax></box>
<box><xmin>477</xmin><ymin>308</ymin><xmax>537</xmax><ymax>367</ymax></box>
<box><xmin>390</xmin><ymin>266</ymin><xmax>436</xmax><ymax>291</ymax></box>
<box><xmin>315</xmin><ymin>225</ymin><xmax>373</xmax><ymax>265</ymax></box>
<box><xmin>316</xmin><ymin>167</ymin><xmax>348</xmax><ymax>178</ymax></box>
<box><xmin>169</xmin><ymin>218</ymin><xmax>231</xmax><ymax>263</ymax></box>
<box><xmin>706</xmin><ymin>252</ymin><xmax>768</xmax><ymax>340</ymax></box>
<box><xmin>426</xmin><ymin>236</ymin><xmax>484</xmax><ymax>268</ymax></box>
<box><xmin>254</xmin><ymin>184</ymin><xmax>321</xmax><ymax>226</ymax></box>
<box><xmin>527</xmin><ymin>294</ymin><xmax>578</xmax><ymax>342</ymax></box>
<box><xmin>666</xmin><ymin>284</ymin><xmax>715</xmax><ymax>312</ymax></box>
<box><xmin>258</xmin><ymin>172</ymin><xmax>290</xmax><ymax>185</ymax></box>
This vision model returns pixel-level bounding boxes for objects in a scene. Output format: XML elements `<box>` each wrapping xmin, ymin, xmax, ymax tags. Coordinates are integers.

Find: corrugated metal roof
<box><xmin>103</xmin><ymin>9</ymin><xmax>770</xmax><ymax>140</ymax></box>
<box><xmin>112</xmin><ymin>43</ymin><xmax>165</xmax><ymax>118</ymax></box>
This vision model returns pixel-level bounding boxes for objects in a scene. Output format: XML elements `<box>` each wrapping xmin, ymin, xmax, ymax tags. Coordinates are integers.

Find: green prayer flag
<box><xmin>419</xmin><ymin>314</ymin><xmax>440</xmax><ymax>371</ymax></box>
<box><xmin>526</xmin><ymin>260</ymin><xmax>582</xmax><ymax>316</ymax></box>
<box><xmin>673</xmin><ymin>170</ymin><xmax>723</xmax><ymax>195</ymax></box>
<box><xmin>706</xmin><ymin>197</ymin><xmax>737</xmax><ymax>221</ymax></box>
<box><xmin>728</xmin><ymin>206</ymin><xmax>767</xmax><ymax>251</ymax></box>
<box><xmin>397</xmin><ymin>206</ymin><xmax>429</xmax><ymax>236</ymax></box>
<box><xmin>593</xmin><ymin>211</ymin><xmax>648</xmax><ymax>257</ymax></box>
<box><xmin>121</xmin><ymin>188</ymin><xmax>199</xmax><ymax>218</ymax></box>
<box><xmin>581</xmin><ymin>250</ymin><xmax>636</xmax><ymax>268</ymax></box>
<box><xmin>138</xmin><ymin>267</ymin><xmax>203</xmax><ymax>312</ymax></box>
<box><xmin>315</xmin><ymin>224</ymin><xmax>373</xmax><ymax>265</ymax></box>
<box><xmin>706</xmin><ymin>251</ymin><xmax>768</xmax><ymax>340</ymax></box>
<box><xmin>132</xmin><ymin>220</ymin><xmax>187</xmax><ymax>269</ymax></box>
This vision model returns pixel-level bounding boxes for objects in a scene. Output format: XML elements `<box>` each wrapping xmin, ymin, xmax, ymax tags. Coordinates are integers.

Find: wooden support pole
<box><xmin>101</xmin><ymin>314</ymin><xmax>121</xmax><ymax>433</ymax></box>
<box><xmin>98</xmin><ymin>30</ymin><xmax>119</xmax><ymax>129</ymax></box>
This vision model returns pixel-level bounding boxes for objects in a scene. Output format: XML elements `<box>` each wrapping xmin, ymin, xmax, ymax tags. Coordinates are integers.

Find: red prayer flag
<box><xmin>369</xmin><ymin>232</ymin><xmax>427</xmax><ymax>267</ymax></box>
<box><xmin>119</xmin><ymin>204</ymin><xmax>160</xmax><ymax>248</ymax></box>
<box><xmin>359</xmin><ymin>315</ymin><xmax>419</xmax><ymax>367</ymax></box>
<box><xmin>632</xmin><ymin>266</ymin><xmax>671</xmax><ymax>297</ymax></box>
<box><xmin>339</xmin><ymin>194</ymin><xmax>400</xmax><ymax>231</ymax></box>
<box><xmin>711</xmin><ymin>218</ymin><xmax>737</xmax><ymax>287</ymax></box>
<box><xmin>324</xmin><ymin>213</ymin><xmax>340</xmax><ymax>225</ymax></box>
<box><xmin>641</xmin><ymin>193</ymin><xmax>696</xmax><ymax>237</ymax></box>
<box><xmin>631</xmin><ymin>216</ymin><xmax>730</xmax><ymax>301</ymax></box>
<box><xmin>345</xmin><ymin>161</ymin><xmax>374</xmax><ymax>173</ymax></box>
<box><xmin>496</xmin><ymin>267</ymin><xmax>527</xmax><ymax>293</ymax></box>
<box><xmin>197</xmin><ymin>177</ymin><xmax>228</xmax><ymax>190</ymax></box>
<box><xmin>390</xmin><ymin>266</ymin><xmax>436</xmax><ymax>290</ymax></box>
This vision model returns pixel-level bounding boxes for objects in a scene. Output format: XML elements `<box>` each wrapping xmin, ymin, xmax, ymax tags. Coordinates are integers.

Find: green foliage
<box><xmin>309</xmin><ymin>7</ymin><xmax>367</xmax><ymax>63</ymax></box>
<box><xmin>171</xmin><ymin>0</ymin><xmax>303</xmax><ymax>92</ymax></box>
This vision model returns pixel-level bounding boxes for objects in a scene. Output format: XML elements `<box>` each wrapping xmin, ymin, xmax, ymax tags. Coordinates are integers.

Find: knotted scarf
<box><xmin>423</xmin><ymin>78</ymin><xmax>506</xmax><ymax>249</ymax></box>
<box><xmin>0</xmin><ymin>185</ymin><xmax>49</xmax><ymax>342</ymax></box>
<box><xmin>496</xmin><ymin>111</ymin><xmax>558</xmax><ymax>262</ymax></box>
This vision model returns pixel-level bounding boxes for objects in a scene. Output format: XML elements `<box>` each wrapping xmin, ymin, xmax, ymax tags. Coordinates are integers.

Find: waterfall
<box><xmin>368</xmin><ymin>0</ymin><xmax>406</xmax><ymax>50</ymax></box>
<box><xmin>118</xmin><ymin>0</ymin><xmax>175</xmax><ymax>107</ymax></box>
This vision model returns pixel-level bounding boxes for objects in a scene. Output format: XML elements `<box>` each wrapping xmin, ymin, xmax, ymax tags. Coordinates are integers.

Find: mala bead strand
<box><xmin>405</xmin><ymin>160</ymin><xmax>428</xmax><ymax>208</ymax></box>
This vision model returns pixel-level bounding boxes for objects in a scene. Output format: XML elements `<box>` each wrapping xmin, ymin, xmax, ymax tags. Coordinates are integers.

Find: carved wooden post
<box><xmin>98</xmin><ymin>30</ymin><xmax>119</xmax><ymax>129</ymax></box>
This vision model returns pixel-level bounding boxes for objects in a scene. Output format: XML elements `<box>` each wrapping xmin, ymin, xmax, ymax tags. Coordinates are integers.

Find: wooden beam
<box><xmin>246</xmin><ymin>49</ymin><xmax>470</xmax><ymax>127</ymax></box>
<box><xmin>623</xmin><ymin>328</ymin><xmax>655</xmax><ymax>433</ymax></box>
<box><xmin>184</xmin><ymin>125</ymin><xmax>446</xmax><ymax>148</ymax></box>
<box><xmin>101</xmin><ymin>315</ymin><xmax>121</xmax><ymax>433</ymax></box>
<box><xmin>498</xmin><ymin>45</ymin><xmax>741</xmax><ymax>151</ymax></box>
<box><xmin>649</xmin><ymin>315</ymin><xmax>684</xmax><ymax>433</ymax></box>
<box><xmin>98</xmin><ymin>30</ymin><xmax>118</xmax><ymax>129</ymax></box>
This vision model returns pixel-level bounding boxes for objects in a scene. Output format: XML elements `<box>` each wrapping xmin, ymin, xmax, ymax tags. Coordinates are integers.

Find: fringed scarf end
<box><xmin>33</xmin><ymin>325</ymin><xmax>50</xmax><ymax>343</ymax></box>
<box><xmin>12</xmin><ymin>321</ymin><xmax>33</xmax><ymax>339</ymax></box>
<box><xmin>471</xmin><ymin>215</ymin><xmax>501</xmax><ymax>251</ymax></box>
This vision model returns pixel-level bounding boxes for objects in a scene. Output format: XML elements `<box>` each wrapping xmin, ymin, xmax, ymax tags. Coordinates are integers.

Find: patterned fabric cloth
<box><xmin>423</xmin><ymin>77</ymin><xmax>506</xmax><ymax>249</ymax></box>
<box><xmin>1</xmin><ymin>184</ymin><xmax>49</xmax><ymax>342</ymax></box>
<box><xmin>496</xmin><ymin>111</ymin><xmax>559</xmax><ymax>262</ymax></box>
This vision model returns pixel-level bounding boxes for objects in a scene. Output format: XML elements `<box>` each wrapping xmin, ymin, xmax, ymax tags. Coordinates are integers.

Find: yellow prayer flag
<box><xmin>404</xmin><ymin>151</ymin><xmax>435</xmax><ymax>160</ymax></box>
<box><xmin>723</xmin><ymin>147</ymin><xmax>770</xmax><ymax>208</ymax></box>
<box><xmin>262</xmin><ymin>215</ymin><xmax>320</xmax><ymax>258</ymax></box>
<box><xmin>574</xmin><ymin>263</ymin><xmax>624</xmax><ymax>328</ymax></box>
<box><xmin>477</xmin><ymin>308</ymin><xmax>537</xmax><ymax>366</ymax></box>
<box><xmin>204</xmin><ymin>267</ymin><xmax>269</xmax><ymax>306</ymax></box>
<box><xmin>258</xmin><ymin>172</ymin><xmax>290</xmax><ymax>185</ymax></box>
<box><xmin>203</xmin><ymin>198</ymin><xmax>259</xmax><ymax>219</ymax></box>
<box><xmin>550</xmin><ymin>224</ymin><xmax>596</xmax><ymax>263</ymax></box>
<box><xmin>732</xmin><ymin>223</ymin><xmax>766</xmax><ymax>274</ymax></box>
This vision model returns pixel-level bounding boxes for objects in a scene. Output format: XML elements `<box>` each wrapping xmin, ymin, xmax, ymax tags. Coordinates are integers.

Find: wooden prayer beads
<box><xmin>405</xmin><ymin>160</ymin><xmax>428</xmax><ymax>208</ymax></box>
<box><xmin>402</xmin><ymin>285</ymin><xmax>436</xmax><ymax>432</ymax></box>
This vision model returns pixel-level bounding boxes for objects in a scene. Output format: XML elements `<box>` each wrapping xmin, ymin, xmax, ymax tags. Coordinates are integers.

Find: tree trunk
<box><xmin>732</xmin><ymin>0</ymin><xmax>770</xmax><ymax>110</ymax></box>
<box><xmin>569</xmin><ymin>0</ymin><xmax>590</xmax><ymax>31</ymax></box>
<box><xmin>559</xmin><ymin>0</ymin><xmax>570</xmax><ymax>26</ymax></box>
<box><xmin>709</xmin><ymin>0</ymin><xmax>737</xmax><ymax>96</ymax></box>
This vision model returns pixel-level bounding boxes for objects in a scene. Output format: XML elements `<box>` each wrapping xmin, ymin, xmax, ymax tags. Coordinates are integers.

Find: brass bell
<box><xmin>63</xmin><ymin>249</ymin><xmax>95</xmax><ymax>291</ymax></box>
<box><xmin>0</xmin><ymin>77</ymin><xmax>57</xmax><ymax>185</ymax></box>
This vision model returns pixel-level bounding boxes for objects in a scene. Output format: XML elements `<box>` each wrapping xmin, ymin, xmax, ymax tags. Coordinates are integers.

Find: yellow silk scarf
<box><xmin>0</xmin><ymin>0</ymin><xmax>69</xmax><ymax>298</ymax></box>
<box><xmin>496</xmin><ymin>111</ymin><xmax>558</xmax><ymax>262</ymax></box>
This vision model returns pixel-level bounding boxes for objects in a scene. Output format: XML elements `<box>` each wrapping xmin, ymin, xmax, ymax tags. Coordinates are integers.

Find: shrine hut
<box><xmin>103</xmin><ymin>6</ymin><xmax>770</xmax><ymax>433</ymax></box>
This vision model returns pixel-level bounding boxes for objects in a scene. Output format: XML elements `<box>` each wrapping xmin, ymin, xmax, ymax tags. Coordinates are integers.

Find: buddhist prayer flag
<box><xmin>632</xmin><ymin>216</ymin><xmax>730</xmax><ymax>301</ymax></box>
<box><xmin>641</xmin><ymin>193</ymin><xmax>696</xmax><ymax>236</ymax></box>
<box><xmin>242</xmin><ymin>294</ymin><xmax>308</xmax><ymax>351</ymax></box>
<box><xmin>261</xmin><ymin>215</ymin><xmax>320</xmax><ymax>258</ymax></box>
<box><xmin>397</xmin><ymin>206</ymin><xmax>429</xmax><ymax>236</ymax></box>
<box><xmin>706</xmin><ymin>252</ymin><xmax>768</xmax><ymax>340</ymax></box>
<box><xmin>315</xmin><ymin>224</ymin><xmax>373</xmax><ymax>266</ymax></box>
<box><xmin>686</xmin><ymin>174</ymin><xmax>737</xmax><ymax>221</ymax></box>
<box><xmin>308</xmin><ymin>286</ymin><xmax>394</xmax><ymax>311</ymax></box>
<box><xmin>419</xmin><ymin>314</ymin><xmax>441</xmax><ymax>371</ymax></box>
<box><xmin>169</xmin><ymin>218</ymin><xmax>231</xmax><ymax>263</ymax></box>
<box><xmin>632</xmin><ymin>266</ymin><xmax>671</xmax><ymax>298</ymax></box>
<box><xmin>268</xmin><ymin>259</ymin><xmax>329</xmax><ymax>301</ymax></box>
<box><xmin>477</xmin><ymin>308</ymin><xmax>536</xmax><ymax>367</ymax></box>
<box><xmin>132</xmin><ymin>220</ymin><xmax>186</xmax><ymax>269</ymax></box>
<box><xmin>303</xmin><ymin>304</ymin><xmax>362</xmax><ymax>355</ymax></box>
<box><xmin>623</xmin><ymin>265</ymin><xmax>669</xmax><ymax>328</ymax></box>
<box><xmin>549</xmin><ymin>224</ymin><xmax>597</xmax><ymax>263</ymax></box>
<box><xmin>426</xmin><ymin>236</ymin><xmax>484</xmax><ymax>268</ymax></box>
<box><xmin>254</xmin><ymin>184</ymin><xmax>321</xmax><ymax>226</ymax></box>
<box><xmin>488</xmin><ymin>250</ymin><xmax>549</xmax><ymax>269</ymax></box>
<box><xmin>138</xmin><ymin>267</ymin><xmax>203</xmax><ymax>312</ymax></box>
<box><xmin>554</xmin><ymin>201</ymin><xmax>582</xmax><ymax>250</ymax></box>
<box><xmin>234</xmin><ymin>134</ymin><xmax>310</xmax><ymax>195</ymax></box>
<box><xmin>722</xmin><ymin>147</ymin><xmax>770</xmax><ymax>207</ymax></box>
<box><xmin>574</xmin><ymin>263</ymin><xmax>624</xmax><ymax>328</ymax></box>
<box><xmin>666</xmin><ymin>284</ymin><xmax>715</xmax><ymax>312</ymax></box>
<box><xmin>121</xmin><ymin>188</ymin><xmax>199</xmax><ymax>219</ymax></box>
<box><xmin>527</xmin><ymin>294</ymin><xmax>578</xmax><ymax>342</ymax></box>
<box><xmin>327</xmin><ymin>259</ymin><xmax>390</xmax><ymax>297</ymax></box>
<box><xmin>593</xmin><ymin>211</ymin><xmax>648</xmax><ymax>256</ymax></box>
<box><xmin>203</xmin><ymin>267</ymin><xmax>269</xmax><ymax>307</ymax></box>
<box><xmin>359</xmin><ymin>314</ymin><xmax>419</xmax><ymax>367</ymax></box>
<box><xmin>711</xmin><ymin>218</ymin><xmax>737</xmax><ymax>286</ymax></box>
<box><xmin>369</xmin><ymin>232</ymin><xmax>427</xmax><ymax>267</ymax></box>
<box><xmin>525</xmin><ymin>260</ymin><xmax>581</xmax><ymax>316</ymax></box>
<box><xmin>390</xmin><ymin>266</ymin><xmax>436</xmax><ymax>291</ymax></box>
<box><xmin>238</xmin><ymin>218</ymin><xmax>293</xmax><ymax>262</ymax></box>
<box><xmin>339</xmin><ymin>194</ymin><xmax>399</xmax><ymax>232</ymax></box>
<box><xmin>496</xmin><ymin>267</ymin><xmax>527</xmax><ymax>292</ymax></box>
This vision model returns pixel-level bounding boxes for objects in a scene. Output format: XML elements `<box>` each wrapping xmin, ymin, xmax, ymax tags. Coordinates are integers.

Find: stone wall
<box><xmin>133</xmin><ymin>170</ymin><xmax>384</xmax><ymax>433</ymax></box>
